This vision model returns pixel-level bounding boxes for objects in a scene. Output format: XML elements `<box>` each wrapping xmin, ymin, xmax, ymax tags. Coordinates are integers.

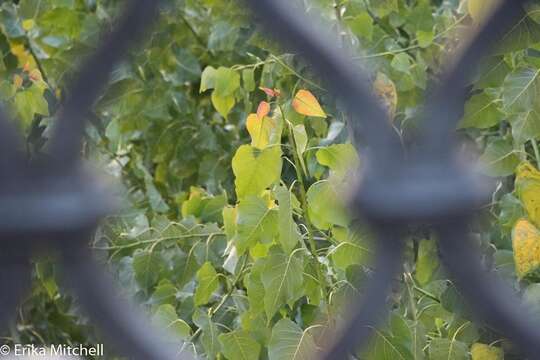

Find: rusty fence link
<box><xmin>0</xmin><ymin>0</ymin><xmax>538</xmax><ymax>359</ymax></box>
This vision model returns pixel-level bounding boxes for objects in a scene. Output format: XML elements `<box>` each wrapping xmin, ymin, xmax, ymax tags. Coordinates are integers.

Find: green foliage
<box><xmin>268</xmin><ymin>319</ymin><xmax>318</xmax><ymax>360</ymax></box>
<box><xmin>3</xmin><ymin>0</ymin><xmax>540</xmax><ymax>359</ymax></box>
<box><xmin>218</xmin><ymin>330</ymin><xmax>261</xmax><ymax>360</ymax></box>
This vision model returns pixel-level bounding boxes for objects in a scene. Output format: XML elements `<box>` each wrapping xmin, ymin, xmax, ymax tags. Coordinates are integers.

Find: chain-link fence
<box><xmin>0</xmin><ymin>0</ymin><xmax>537</xmax><ymax>359</ymax></box>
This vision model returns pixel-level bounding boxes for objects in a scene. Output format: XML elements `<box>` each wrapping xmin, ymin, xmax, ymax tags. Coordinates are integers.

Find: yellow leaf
<box><xmin>257</xmin><ymin>101</ymin><xmax>270</xmax><ymax>119</ymax></box>
<box><xmin>292</xmin><ymin>90</ymin><xmax>326</xmax><ymax>118</ymax></box>
<box><xmin>211</xmin><ymin>92</ymin><xmax>235</xmax><ymax>118</ymax></box>
<box><xmin>10</xmin><ymin>43</ymin><xmax>36</xmax><ymax>69</ymax></box>
<box><xmin>515</xmin><ymin>162</ymin><xmax>540</xmax><ymax>227</ymax></box>
<box><xmin>246</xmin><ymin>113</ymin><xmax>278</xmax><ymax>149</ymax></box>
<box><xmin>471</xmin><ymin>343</ymin><xmax>503</xmax><ymax>360</ymax></box>
<box><xmin>373</xmin><ymin>72</ymin><xmax>397</xmax><ymax>119</ymax></box>
<box><xmin>512</xmin><ymin>218</ymin><xmax>540</xmax><ymax>280</ymax></box>
<box><xmin>22</xmin><ymin>19</ymin><xmax>35</xmax><ymax>31</ymax></box>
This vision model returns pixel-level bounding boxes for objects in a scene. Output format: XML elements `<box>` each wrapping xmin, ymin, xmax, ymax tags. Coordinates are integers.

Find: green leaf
<box><xmin>373</xmin><ymin>0</ymin><xmax>398</xmax><ymax>18</ymax></box>
<box><xmin>152</xmin><ymin>304</ymin><xmax>191</xmax><ymax>339</ymax></box>
<box><xmin>497</xmin><ymin>16</ymin><xmax>540</xmax><ymax>54</ymax></box>
<box><xmin>232</xmin><ymin>145</ymin><xmax>282</xmax><ymax>199</ymax></box>
<box><xmin>194</xmin><ymin>261</ymin><xmax>219</xmax><ymax>306</ymax></box>
<box><xmin>347</xmin><ymin>12</ymin><xmax>373</xmax><ymax>40</ymax></box>
<box><xmin>260</xmin><ymin>247</ymin><xmax>304</xmax><ymax>319</ymax></box>
<box><xmin>193</xmin><ymin>309</ymin><xmax>221</xmax><ymax>359</ymax></box>
<box><xmin>391</xmin><ymin>53</ymin><xmax>413</xmax><ymax>74</ymax></box>
<box><xmin>236</xmin><ymin>196</ymin><xmax>278</xmax><ymax>255</ymax></box>
<box><xmin>415</xmin><ymin>239</ymin><xmax>439</xmax><ymax>285</ymax></box>
<box><xmin>242</xmin><ymin>68</ymin><xmax>255</xmax><ymax>92</ymax></box>
<box><xmin>208</xmin><ymin>21</ymin><xmax>239</xmax><ymax>52</ymax></box>
<box><xmin>364</xmin><ymin>329</ymin><xmax>414</xmax><ymax>360</ymax></box>
<box><xmin>169</xmin><ymin>47</ymin><xmax>201</xmax><ymax>84</ymax></box>
<box><xmin>245</xmin><ymin>264</ymin><xmax>266</xmax><ymax>316</ymax></box>
<box><xmin>459</xmin><ymin>92</ymin><xmax>503</xmax><ymax>129</ymax></box>
<box><xmin>223</xmin><ymin>206</ymin><xmax>238</xmax><ymax>241</ymax></box>
<box><xmin>200</xmin><ymin>66</ymin><xmax>217</xmax><ymax>93</ymax></box>
<box><xmin>293</xmin><ymin>124</ymin><xmax>308</xmax><ymax>174</ymax></box>
<box><xmin>181</xmin><ymin>187</ymin><xmax>226</xmax><ymax>222</ymax></box>
<box><xmin>428</xmin><ymin>338</ymin><xmax>468</xmax><ymax>360</ymax></box>
<box><xmin>499</xmin><ymin>194</ymin><xmax>524</xmax><ymax>230</ymax></box>
<box><xmin>132</xmin><ymin>250</ymin><xmax>166</xmax><ymax>291</ymax></box>
<box><xmin>528</xmin><ymin>3</ymin><xmax>540</xmax><ymax>24</ymax></box>
<box><xmin>14</xmin><ymin>85</ymin><xmax>49</xmax><ymax>126</ymax></box>
<box><xmin>306</xmin><ymin>180</ymin><xmax>349</xmax><ymax>230</ymax></box>
<box><xmin>35</xmin><ymin>261</ymin><xmax>58</xmax><ymax>299</ymax></box>
<box><xmin>362</xmin><ymin>313</ymin><xmax>416</xmax><ymax>360</ymax></box>
<box><xmin>329</xmin><ymin>242</ymin><xmax>370</xmax><ymax>270</ymax></box>
<box><xmin>0</xmin><ymin>4</ymin><xmax>25</xmax><ymax>38</ymax></box>
<box><xmin>135</xmin><ymin>160</ymin><xmax>169</xmax><ymax>213</ymax></box>
<box><xmin>214</xmin><ymin>66</ymin><xmax>240</xmax><ymax>97</ymax></box>
<box><xmin>475</xmin><ymin>56</ymin><xmax>510</xmax><ymax>89</ymax></box>
<box><xmin>275</xmin><ymin>185</ymin><xmax>302</xmax><ymax>254</ymax></box>
<box><xmin>315</xmin><ymin>144</ymin><xmax>360</xmax><ymax>178</ymax></box>
<box><xmin>239</xmin><ymin>311</ymin><xmax>270</xmax><ymax>347</ymax></box>
<box><xmin>478</xmin><ymin>138</ymin><xmax>520</xmax><ymax>177</ymax></box>
<box><xmin>502</xmin><ymin>68</ymin><xmax>540</xmax><ymax>113</ymax></box>
<box><xmin>218</xmin><ymin>330</ymin><xmax>261</xmax><ymax>360</ymax></box>
<box><xmin>416</xmin><ymin>30</ymin><xmax>433</xmax><ymax>48</ymax></box>
<box><xmin>509</xmin><ymin>109</ymin><xmax>540</xmax><ymax>144</ymax></box>
<box><xmin>151</xmin><ymin>280</ymin><xmax>177</xmax><ymax>305</ymax></box>
<box><xmin>390</xmin><ymin>313</ymin><xmax>413</xmax><ymax>349</ymax></box>
<box><xmin>268</xmin><ymin>319</ymin><xmax>318</xmax><ymax>360</ymax></box>
<box><xmin>211</xmin><ymin>91</ymin><xmax>235</xmax><ymax>118</ymax></box>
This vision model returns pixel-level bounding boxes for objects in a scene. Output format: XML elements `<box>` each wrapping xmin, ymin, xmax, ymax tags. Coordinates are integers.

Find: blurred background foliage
<box><xmin>1</xmin><ymin>0</ymin><xmax>540</xmax><ymax>359</ymax></box>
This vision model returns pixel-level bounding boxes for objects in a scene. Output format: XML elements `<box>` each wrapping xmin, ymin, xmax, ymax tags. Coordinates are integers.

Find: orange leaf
<box><xmin>292</xmin><ymin>90</ymin><xmax>326</xmax><ymax>118</ymax></box>
<box><xmin>257</xmin><ymin>101</ymin><xmax>270</xmax><ymax>119</ymax></box>
<box><xmin>373</xmin><ymin>72</ymin><xmax>397</xmax><ymax>119</ymax></box>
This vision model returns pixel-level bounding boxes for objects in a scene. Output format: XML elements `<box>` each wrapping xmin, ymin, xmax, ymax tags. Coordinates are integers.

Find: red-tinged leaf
<box><xmin>260</xmin><ymin>87</ymin><xmax>276</xmax><ymax>97</ymax></box>
<box><xmin>260</xmin><ymin>87</ymin><xmax>281</xmax><ymax>98</ymax></box>
<box><xmin>257</xmin><ymin>101</ymin><xmax>270</xmax><ymax>119</ymax></box>
<box><xmin>292</xmin><ymin>90</ymin><xmax>326</xmax><ymax>118</ymax></box>
<box><xmin>29</xmin><ymin>69</ymin><xmax>42</xmax><ymax>82</ymax></box>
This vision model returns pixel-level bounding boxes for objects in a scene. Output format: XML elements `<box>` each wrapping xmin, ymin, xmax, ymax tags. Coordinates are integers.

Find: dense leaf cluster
<box><xmin>3</xmin><ymin>0</ymin><xmax>540</xmax><ymax>359</ymax></box>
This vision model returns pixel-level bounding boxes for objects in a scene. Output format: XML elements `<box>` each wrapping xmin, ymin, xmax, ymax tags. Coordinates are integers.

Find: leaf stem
<box><xmin>179</xmin><ymin>13</ymin><xmax>206</xmax><ymax>48</ymax></box>
<box><xmin>208</xmin><ymin>255</ymin><xmax>247</xmax><ymax>318</ymax></box>
<box><xmin>270</xmin><ymin>55</ymin><xmax>326</xmax><ymax>91</ymax></box>
<box><xmin>403</xmin><ymin>271</ymin><xmax>418</xmax><ymax>321</ymax></box>
<box><xmin>279</xmin><ymin>104</ymin><xmax>328</xmax><ymax>303</ymax></box>
<box><xmin>413</xmin><ymin>285</ymin><xmax>440</xmax><ymax>303</ymax></box>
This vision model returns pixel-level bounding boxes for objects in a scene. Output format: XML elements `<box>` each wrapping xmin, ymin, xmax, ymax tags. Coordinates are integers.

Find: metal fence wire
<box><xmin>0</xmin><ymin>0</ymin><xmax>537</xmax><ymax>359</ymax></box>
